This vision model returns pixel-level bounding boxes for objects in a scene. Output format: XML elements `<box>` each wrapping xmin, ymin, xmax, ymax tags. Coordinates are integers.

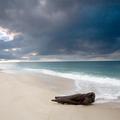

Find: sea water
<box><xmin>0</xmin><ymin>61</ymin><xmax>120</xmax><ymax>103</ymax></box>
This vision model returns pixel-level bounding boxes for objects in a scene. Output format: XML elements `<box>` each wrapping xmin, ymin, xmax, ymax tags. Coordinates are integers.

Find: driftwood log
<box><xmin>52</xmin><ymin>92</ymin><xmax>95</xmax><ymax>105</ymax></box>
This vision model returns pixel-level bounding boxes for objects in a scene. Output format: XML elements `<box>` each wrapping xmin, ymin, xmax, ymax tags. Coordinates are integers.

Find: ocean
<box><xmin>0</xmin><ymin>61</ymin><xmax>120</xmax><ymax>103</ymax></box>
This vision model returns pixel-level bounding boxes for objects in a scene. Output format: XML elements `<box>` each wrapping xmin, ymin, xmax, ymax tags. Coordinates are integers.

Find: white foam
<box><xmin>0</xmin><ymin>63</ymin><xmax>21</xmax><ymax>74</ymax></box>
<box><xmin>37</xmin><ymin>69</ymin><xmax>120</xmax><ymax>86</ymax></box>
<box><xmin>0</xmin><ymin>63</ymin><xmax>16</xmax><ymax>69</ymax></box>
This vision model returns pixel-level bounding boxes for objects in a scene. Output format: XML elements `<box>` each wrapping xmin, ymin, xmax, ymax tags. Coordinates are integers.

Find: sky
<box><xmin>0</xmin><ymin>0</ymin><xmax>120</xmax><ymax>61</ymax></box>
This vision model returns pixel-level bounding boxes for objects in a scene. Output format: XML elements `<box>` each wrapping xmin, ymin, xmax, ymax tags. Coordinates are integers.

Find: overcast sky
<box><xmin>0</xmin><ymin>0</ymin><xmax>120</xmax><ymax>61</ymax></box>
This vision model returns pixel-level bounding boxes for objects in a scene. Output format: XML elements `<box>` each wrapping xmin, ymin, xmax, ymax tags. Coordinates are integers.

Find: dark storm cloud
<box><xmin>0</xmin><ymin>0</ymin><xmax>120</xmax><ymax>60</ymax></box>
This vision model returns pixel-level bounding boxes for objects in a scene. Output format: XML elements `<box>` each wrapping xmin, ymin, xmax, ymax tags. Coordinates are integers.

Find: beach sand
<box><xmin>0</xmin><ymin>72</ymin><xmax>120</xmax><ymax>120</ymax></box>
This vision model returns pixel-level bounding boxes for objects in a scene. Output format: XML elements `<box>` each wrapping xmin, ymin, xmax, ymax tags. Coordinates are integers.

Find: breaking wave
<box><xmin>25</xmin><ymin>68</ymin><xmax>120</xmax><ymax>103</ymax></box>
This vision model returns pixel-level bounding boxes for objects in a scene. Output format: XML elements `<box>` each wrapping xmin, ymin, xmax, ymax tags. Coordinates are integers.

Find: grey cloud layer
<box><xmin>0</xmin><ymin>0</ymin><xmax>120</xmax><ymax>60</ymax></box>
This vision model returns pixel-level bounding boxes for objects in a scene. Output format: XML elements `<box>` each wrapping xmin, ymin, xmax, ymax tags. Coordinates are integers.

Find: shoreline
<box><xmin>1</xmin><ymin>70</ymin><xmax>120</xmax><ymax>104</ymax></box>
<box><xmin>0</xmin><ymin>71</ymin><xmax>120</xmax><ymax>119</ymax></box>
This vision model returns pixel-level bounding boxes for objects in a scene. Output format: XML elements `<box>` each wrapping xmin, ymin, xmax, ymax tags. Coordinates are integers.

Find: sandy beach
<box><xmin>0</xmin><ymin>71</ymin><xmax>120</xmax><ymax>120</ymax></box>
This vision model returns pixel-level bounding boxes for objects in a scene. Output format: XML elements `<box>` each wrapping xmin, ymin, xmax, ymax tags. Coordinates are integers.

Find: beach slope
<box><xmin>0</xmin><ymin>72</ymin><xmax>120</xmax><ymax>120</ymax></box>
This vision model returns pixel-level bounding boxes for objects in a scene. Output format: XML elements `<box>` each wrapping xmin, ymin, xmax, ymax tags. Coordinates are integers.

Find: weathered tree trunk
<box><xmin>52</xmin><ymin>92</ymin><xmax>95</xmax><ymax>105</ymax></box>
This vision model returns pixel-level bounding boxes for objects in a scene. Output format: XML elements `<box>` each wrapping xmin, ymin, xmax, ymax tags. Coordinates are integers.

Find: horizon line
<box><xmin>0</xmin><ymin>59</ymin><xmax>119</xmax><ymax>63</ymax></box>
